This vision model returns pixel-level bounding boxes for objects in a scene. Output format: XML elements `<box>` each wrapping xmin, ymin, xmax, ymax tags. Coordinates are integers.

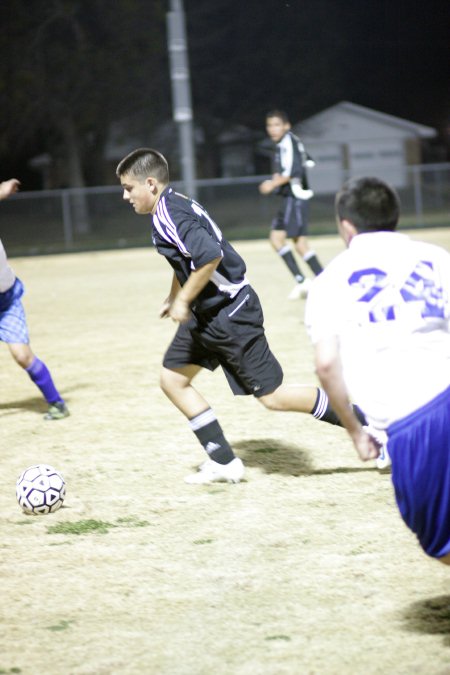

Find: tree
<box><xmin>0</xmin><ymin>0</ymin><xmax>170</xmax><ymax>189</ymax></box>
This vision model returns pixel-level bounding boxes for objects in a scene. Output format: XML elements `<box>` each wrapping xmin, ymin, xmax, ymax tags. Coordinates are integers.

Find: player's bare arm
<box><xmin>258</xmin><ymin>173</ymin><xmax>290</xmax><ymax>195</ymax></box>
<box><xmin>159</xmin><ymin>273</ymin><xmax>181</xmax><ymax>319</ymax></box>
<box><xmin>168</xmin><ymin>256</ymin><xmax>222</xmax><ymax>324</ymax></box>
<box><xmin>314</xmin><ymin>336</ymin><xmax>379</xmax><ymax>462</ymax></box>
<box><xmin>0</xmin><ymin>178</ymin><xmax>20</xmax><ymax>200</ymax></box>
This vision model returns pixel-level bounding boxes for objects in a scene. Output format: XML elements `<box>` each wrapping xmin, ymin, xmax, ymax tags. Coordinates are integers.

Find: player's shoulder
<box><xmin>160</xmin><ymin>186</ymin><xmax>181</xmax><ymax>203</ymax></box>
<box><xmin>166</xmin><ymin>187</ymin><xmax>194</xmax><ymax>209</ymax></box>
<box><xmin>158</xmin><ymin>186</ymin><xmax>191</xmax><ymax>216</ymax></box>
<box><xmin>171</xmin><ymin>188</ymin><xmax>191</xmax><ymax>204</ymax></box>
<box><xmin>283</xmin><ymin>131</ymin><xmax>298</xmax><ymax>147</ymax></box>
<box><xmin>409</xmin><ymin>236</ymin><xmax>449</xmax><ymax>258</ymax></box>
<box><xmin>278</xmin><ymin>132</ymin><xmax>294</xmax><ymax>149</ymax></box>
<box><xmin>321</xmin><ymin>248</ymin><xmax>351</xmax><ymax>275</ymax></box>
<box><xmin>308</xmin><ymin>251</ymin><xmax>349</xmax><ymax>297</ymax></box>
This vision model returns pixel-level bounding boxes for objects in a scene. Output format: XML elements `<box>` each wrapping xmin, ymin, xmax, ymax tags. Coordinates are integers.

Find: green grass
<box><xmin>45</xmin><ymin>620</ymin><xmax>75</xmax><ymax>632</ymax></box>
<box><xmin>115</xmin><ymin>516</ymin><xmax>150</xmax><ymax>528</ymax></box>
<box><xmin>193</xmin><ymin>538</ymin><xmax>214</xmax><ymax>545</ymax></box>
<box><xmin>46</xmin><ymin>516</ymin><xmax>150</xmax><ymax>536</ymax></box>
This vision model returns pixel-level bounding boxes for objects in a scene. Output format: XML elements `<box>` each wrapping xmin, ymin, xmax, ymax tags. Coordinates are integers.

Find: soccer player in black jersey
<box><xmin>259</xmin><ymin>110</ymin><xmax>324</xmax><ymax>300</ymax></box>
<box><xmin>117</xmin><ymin>148</ymin><xmax>364</xmax><ymax>484</ymax></box>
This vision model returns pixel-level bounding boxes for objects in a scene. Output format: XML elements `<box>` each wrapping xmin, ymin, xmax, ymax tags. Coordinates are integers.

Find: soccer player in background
<box><xmin>258</xmin><ymin>110</ymin><xmax>324</xmax><ymax>300</ymax></box>
<box><xmin>117</xmin><ymin>148</ymin><xmax>366</xmax><ymax>485</ymax></box>
<box><xmin>0</xmin><ymin>178</ymin><xmax>69</xmax><ymax>420</ymax></box>
<box><xmin>305</xmin><ymin>176</ymin><xmax>450</xmax><ymax>564</ymax></box>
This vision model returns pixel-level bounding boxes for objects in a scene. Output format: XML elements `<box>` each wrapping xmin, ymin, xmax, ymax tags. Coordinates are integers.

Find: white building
<box><xmin>294</xmin><ymin>101</ymin><xmax>437</xmax><ymax>193</ymax></box>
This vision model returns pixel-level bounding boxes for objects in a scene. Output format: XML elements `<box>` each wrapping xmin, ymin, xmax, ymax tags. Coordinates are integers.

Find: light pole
<box><xmin>167</xmin><ymin>0</ymin><xmax>197</xmax><ymax>198</ymax></box>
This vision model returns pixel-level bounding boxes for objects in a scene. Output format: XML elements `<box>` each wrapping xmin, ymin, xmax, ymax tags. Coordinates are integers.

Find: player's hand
<box><xmin>0</xmin><ymin>178</ymin><xmax>20</xmax><ymax>200</ymax></box>
<box><xmin>168</xmin><ymin>296</ymin><xmax>191</xmax><ymax>324</ymax></box>
<box><xmin>352</xmin><ymin>428</ymin><xmax>381</xmax><ymax>462</ymax></box>
<box><xmin>258</xmin><ymin>179</ymin><xmax>273</xmax><ymax>195</ymax></box>
<box><xmin>159</xmin><ymin>299</ymin><xmax>172</xmax><ymax>318</ymax></box>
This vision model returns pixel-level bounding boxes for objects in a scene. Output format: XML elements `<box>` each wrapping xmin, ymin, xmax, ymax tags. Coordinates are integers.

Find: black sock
<box><xmin>279</xmin><ymin>245</ymin><xmax>304</xmax><ymax>281</ymax></box>
<box><xmin>189</xmin><ymin>409</ymin><xmax>235</xmax><ymax>465</ymax></box>
<box><xmin>310</xmin><ymin>389</ymin><xmax>367</xmax><ymax>427</ymax></box>
<box><xmin>304</xmin><ymin>251</ymin><xmax>323</xmax><ymax>276</ymax></box>
<box><xmin>311</xmin><ymin>388</ymin><xmax>341</xmax><ymax>425</ymax></box>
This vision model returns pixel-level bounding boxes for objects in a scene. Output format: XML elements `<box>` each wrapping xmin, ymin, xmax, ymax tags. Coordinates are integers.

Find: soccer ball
<box><xmin>16</xmin><ymin>464</ymin><xmax>66</xmax><ymax>515</ymax></box>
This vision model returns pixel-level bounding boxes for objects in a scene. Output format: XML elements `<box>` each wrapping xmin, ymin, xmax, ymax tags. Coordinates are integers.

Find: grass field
<box><xmin>1</xmin><ymin>230</ymin><xmax>449</xmax><ymax>675</ymax></box>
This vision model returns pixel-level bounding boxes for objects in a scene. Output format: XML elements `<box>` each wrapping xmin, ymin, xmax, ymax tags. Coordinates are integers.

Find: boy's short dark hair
<box><xmin>335</xmin><ymin>177</ymin><xmax>400</xmax><ymax>232</ymax></box>
<box><xmin>265</xmin><ymin>110</ymin><xmax>290</xmax><ymax>124</ymax></box>
<box><xmin>116</xmin><ymin>148</ymin><xmax>169</xmax><ymax>184</ymax></box>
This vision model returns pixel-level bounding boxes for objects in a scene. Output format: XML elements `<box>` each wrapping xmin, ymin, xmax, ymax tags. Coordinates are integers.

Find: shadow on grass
<box><xmin>233</xmin><ymin>438</ymin><xmax>375</xmax><ymax>477</ymax></box>
<box><xmin>0</xmin><ymin>383</ymin><xmax>87</xmax><ymax>416</ymax></box>
<box><xmin>402</xmin><ymin>595</ymin><xmax>450</xmax><ymax>647</ymax></box>
<box><xmin>0</xmin><ymin>395</ymin><xmax>45</xmax><ymax>415</ymax></box>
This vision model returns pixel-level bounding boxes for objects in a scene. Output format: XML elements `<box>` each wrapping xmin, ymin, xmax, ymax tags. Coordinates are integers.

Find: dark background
<box><xmin>0</xmin><ymin>0</ymin><xmax>448</xmax><ymax>189</ymax></box>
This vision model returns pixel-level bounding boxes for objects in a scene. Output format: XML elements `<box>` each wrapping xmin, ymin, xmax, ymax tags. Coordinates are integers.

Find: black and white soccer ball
<box><xmin>16</xmin><ymin>464</ymin><xmax>66</xmax><ymax>515</ymax></box>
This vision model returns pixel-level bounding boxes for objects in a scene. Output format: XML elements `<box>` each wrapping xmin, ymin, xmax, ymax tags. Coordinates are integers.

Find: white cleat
<box><xmin>375</xmin><ymin>444</ymin><xmax>391</xmax><ymax>472</ymax></box>
<box><xmin>184</xmin><ymin>457</ymin><xmax>245</xmax><ymax>485</ymax></box>
<box><xmin>363</xmin><ymin>426</ymin><xmax>391</xmax><ymax>472</ymax></box>
<box><xmin>288</xmin><ymin>278</ymin><xmax>312</xmax><ymax>300</ymax></box>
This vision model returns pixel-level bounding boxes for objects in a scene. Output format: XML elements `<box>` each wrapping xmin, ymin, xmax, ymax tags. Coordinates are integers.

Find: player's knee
<box><xmin>270</xmin><ymin>231</ymin><xmax>284</xmax><ymax>250</ymax></box>
<box><xmin>159</xmin><ymin>366</ymin><xmax>185</xmax><ymax>397</ymax></box>
<box><xmin>269</xmin><ymin>236</ymin><xmax>278</xmax><ymax>251</ymax></box>
<box><xmin>257</xmin><ymin>391</ymin><xmax>283</xmax><ymax>411</ymax></box>
<box><xmin>9</xmin><ymin>345</ymin><xmax>33</xmax><ymax>369</ymax></box>
<box><xmin>159</xmin><ymin>367</ymin><xmax>175</xmax><ymax>396</ymax></box>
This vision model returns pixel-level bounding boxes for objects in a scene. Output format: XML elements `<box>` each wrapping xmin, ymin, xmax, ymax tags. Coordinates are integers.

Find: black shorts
<box><xmin>163</xmin><ymin>286</ymin><xmax>283</xmax><ymax>397</ymax></box>
<box><xmin>271</xmin><ymin>196</ymin><xmax>309</xmax><ymax>238</ymax></box>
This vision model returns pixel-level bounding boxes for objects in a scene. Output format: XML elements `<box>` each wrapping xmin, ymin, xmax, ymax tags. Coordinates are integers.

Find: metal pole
<box><xmin>167</xmin><ymin>0</ymin><xmax>197</xmax><ymax>199</ymax></box>
<box><xmin>61</xmin><ymin>190</ymin><xmax>74</xmax><ymax>249</ymax></box>
<box><xmin>412</xmin><ymin>165</ymin><xmax>423</xmax><ymax>228</ymax></box>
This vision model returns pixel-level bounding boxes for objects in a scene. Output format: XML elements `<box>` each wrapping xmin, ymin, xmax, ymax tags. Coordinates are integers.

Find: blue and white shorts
<box><xmin>0</xmin><ymin>278</ymin><xmax>30</xmax><ymax>344</ymax></box>
<box><xmin>388</xmin><ymin>385</ymin><xmax>450</xmax><ymax>559</ymax></box>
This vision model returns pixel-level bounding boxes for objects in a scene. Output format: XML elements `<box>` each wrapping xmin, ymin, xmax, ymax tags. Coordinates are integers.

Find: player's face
<box><xmin>266</xmin><ymin>117</ymin><xmax>290</xmax><ymax>143</ymax></box>
<box><xmin>120</xmin><ymin>174</ymin><xmax>158</xmax><ymax>215</ymax></box>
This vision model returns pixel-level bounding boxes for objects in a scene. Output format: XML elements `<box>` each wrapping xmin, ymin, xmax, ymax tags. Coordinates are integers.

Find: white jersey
<box><xmin>305</xmin><ymin>232</ymin><xmax>450</xmax><ymax>428</ymax></box>
<box><xmin>0</xmin><ymin>239</ymin><xmax>15</xmax><ymax>292</ymax></box>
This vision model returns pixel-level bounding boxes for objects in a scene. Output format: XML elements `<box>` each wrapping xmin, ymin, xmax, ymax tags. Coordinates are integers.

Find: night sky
<box><xmin>185</xmin><ymin>0</ymin><xmax>449</xmax><ymax>132</ymax></box>
<box><xmin>1</xmin><ymin>0</ymin><xmax>449</xmax><ymax>186</ymax></box>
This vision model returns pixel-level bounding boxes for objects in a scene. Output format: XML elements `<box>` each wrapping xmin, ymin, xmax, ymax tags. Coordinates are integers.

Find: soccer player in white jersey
<box><xmin>0</xmin><ymin>179</ymin><xmax>69</xmax><ymax>420</ymax></box>
<box><xmin>116</xmin><ymin>149</ymin><xmax>366</xmax><ymax>485</ymax></box>
<box><xmin>259</xmin><ymin>110</ymin><xmax>323</xmax><ymax>300</ymax></box>
<box><xmin>305</xmin><ymin>176</ymin><xmax>450</xmax><ymax>564</ymax></box>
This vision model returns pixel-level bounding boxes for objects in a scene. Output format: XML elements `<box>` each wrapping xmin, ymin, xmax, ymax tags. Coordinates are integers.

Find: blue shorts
<box><xmin>0</xmin><ymin>278</ymin><xmax>29</xmax><ymax>344</ymax></box>
<box><xmin>271</xmin><ymin>196</ymin><xmax>309</xmax><ymax>238</ymax></box>
<box><xmin>388</xmin><ymin>385</ymin><xmax>450</xmax><ymax>559</ymax></box>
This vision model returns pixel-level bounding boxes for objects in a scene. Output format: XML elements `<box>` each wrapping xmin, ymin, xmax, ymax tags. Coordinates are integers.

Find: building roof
<box><xmin>294</xmin><ymin>101</ymin><xmax>436</xmax><ymax>142</ymax></box>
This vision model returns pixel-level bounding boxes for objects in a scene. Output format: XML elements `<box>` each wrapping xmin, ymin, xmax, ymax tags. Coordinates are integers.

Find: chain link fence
<box><xmin>1</xmin><ymin>164</ymin><xmax>449</xmax><ymax>256</ymax></box>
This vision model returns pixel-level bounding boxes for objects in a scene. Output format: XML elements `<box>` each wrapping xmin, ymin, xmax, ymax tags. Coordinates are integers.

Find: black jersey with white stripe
<box><xmin>274</xmin><ymin>131</ymin><xmax>309</xmax><ymax>197</ymax></box>
<box><xmin>152</xmin><ymin>187</ymin><xmax>248</xmax><ymax>314</ymax></box>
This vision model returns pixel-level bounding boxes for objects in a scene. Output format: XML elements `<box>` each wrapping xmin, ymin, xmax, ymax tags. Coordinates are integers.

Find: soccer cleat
<box><xmin>363</xmin><ymin>425</ymin><xmax>391</xmax><ymax>472</ymax></box>
<box><xmin>288</xmin><ymin>278</ymin><xmax>312</xmax><ymax>300</ymax></box>
<box><xmin>44</xmin><ymin>401</ymin><xmax>70</xmax><ymax>421</ymax></box>
<box><xmin>184</xmin><ymin>457</ymin><xmax>245</xmax><ymax>485</ymax></box>
<box><xmin>375</xmin><ymin>444</ymin><xmax>391</xmax><ymax>472</ymax></box>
